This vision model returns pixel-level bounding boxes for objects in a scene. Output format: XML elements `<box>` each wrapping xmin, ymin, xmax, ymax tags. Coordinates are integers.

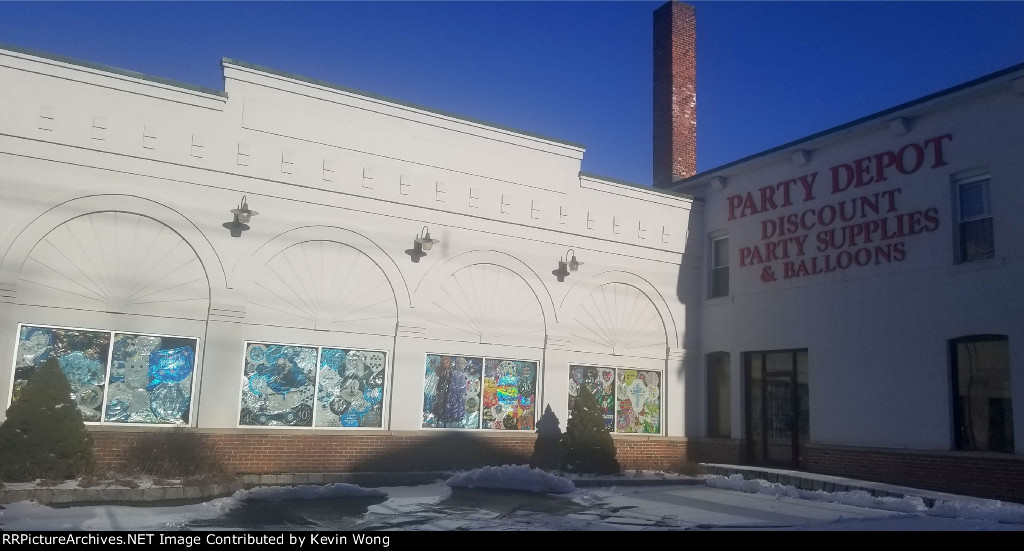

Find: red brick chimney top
<box><xmin>653</xmin><ymin>1</ymin><xmax>696</xmax><ymax>187</ymax></box>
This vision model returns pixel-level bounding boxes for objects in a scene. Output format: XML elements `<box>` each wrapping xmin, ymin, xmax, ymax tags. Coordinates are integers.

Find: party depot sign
<box><xmin>727</xmin><ymin>134</ymin><xmax>950</xmax><ymax>283</ymax></box>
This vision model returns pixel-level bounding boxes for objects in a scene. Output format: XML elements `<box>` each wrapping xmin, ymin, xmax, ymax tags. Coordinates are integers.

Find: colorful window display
<box><xmin>422</xmin><ymin>354</ymin><xmax>536</xmax><ymax>430</ymax></box>
<box><xmin>239</xmin><ymin>342</ymin><xmax>387</xmax><ymax>428</ymax></box>
<box><xmin>568</xmin><ymin>365</ymin><xmax>616</xmax><ymax>430</ymax></box>
<box><xmin>12</xmin><ymin>325</ymin><xmax>198</xmax><ymax>425</ymax></box>
<box><xmin>568</xmin><ymin>365</ymin><xmax>662</xmax><ymax>434</ymax></box>
<box><xmin>316</xmin><ymin>348</ymin><xmax>386</xmax><ymax>428</ymax></box>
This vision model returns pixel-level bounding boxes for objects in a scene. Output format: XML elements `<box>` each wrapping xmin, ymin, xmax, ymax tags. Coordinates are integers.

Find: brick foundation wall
<box><xmin>689</xmin><ymin>438</ymin><xmax>1024</xmax><ymax>504</ymax></box>
<box><xmin>804</xmin><ymin>443</ymin><xmax>1024</xmax><ymax>504</ymax></box>
<box><xmin>612</xmin><ymin>436</ymin><xmax>688</xmax><ymax>471</ymax></box>
<box><xmin>91</xmin><ymin>430</ymin><xmax>1024</xmax><ymax>503</ymax></box>
<box><xmin>687</xmin><ymin>437</ymin><xmax>744</xmax><ymax>465</ymax></box>
<box><xmin>89</xmin><ymin>430</ymin><xmax>689</xmax><ymax>475</ymax></box>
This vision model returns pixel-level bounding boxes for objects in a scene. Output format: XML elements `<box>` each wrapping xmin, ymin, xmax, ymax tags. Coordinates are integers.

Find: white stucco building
<box><xmin>0</xmin><ymin>39</ymin><xmax>695</xmax><ymax>473</ymax></box>
<box><xmin>2</xmin><ymin>1</ymin><xmax>1023</xmax><ymax>503</ymax></box>
<box><xmin>667</xmin><ymin>58</ymin><xmax>1024</xmax><ymax>502</ymax></box>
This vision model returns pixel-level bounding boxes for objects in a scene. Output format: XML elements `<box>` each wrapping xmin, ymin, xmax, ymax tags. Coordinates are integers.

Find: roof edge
<box><xmin>222</xmin><ymin>57</ymin><xmax>587</xmax><ymax>151</ymax></box>
<box><xmin>0</xmin><ymin>42</ymin><xmax>227</xmax><ymax>98</ymax></box>
<box><xmin>662</xmin><ymin>59</ymin><xmax>1024</xmax><ymax>190</ymax></box>
<box><xmin>580</xmin><ymin>171</ymin><xmax>694</xmax><ymax>200</ymax></box>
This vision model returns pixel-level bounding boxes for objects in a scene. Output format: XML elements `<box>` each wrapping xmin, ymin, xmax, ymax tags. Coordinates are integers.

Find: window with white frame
<box><xmin>568</xmin><ymin>365</ymin><xmax>662</xmax><ymax>434</ymax></box>
<box><xmin>239</xmin><ymin>342</ymin><xmax>387</xmax><ymax>428</ymax></box>
<box><xmin>422</xmin><ymin>354</ymin><xmax>537</xmax><ymax>430</ymax></box>
<box><xmin>955</xmin><ymin>174</ymin><xmax>994</xmax><ymax>263</ymax></box>
<box><xmin>710</xmin><ymin>235</ymin><xmax>730</xmax><ymax>298</ymax></box>
<box><xmin>11</xmin><ymin>324</ymin><xmax>198</xmax><ymax>425</ymax></box>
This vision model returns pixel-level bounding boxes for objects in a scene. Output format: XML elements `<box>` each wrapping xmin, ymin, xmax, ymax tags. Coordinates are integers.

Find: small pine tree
<box><xmin>0</xmin><ymin>358</ymin><xmax>94</xmax><ymax>482</ymax></box>
<box><xmin>562</xmin><ymin>386</ymin><xmax>620</xmax><ymax>475</ymax></box>
<box><xmin>530</xmin><ymin>404</ymin><xmax>565</xmax><ymax>470</ymax></box>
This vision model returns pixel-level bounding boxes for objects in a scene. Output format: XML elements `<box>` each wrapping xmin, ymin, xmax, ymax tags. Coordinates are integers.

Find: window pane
<box><xmin>569</xmin><ymin>365</ymin><xmax>616</xmax><ymax>431</ymax></box>
<box><xmin>959</xmin><ymin>218</ymin><xmax>995</xmax><ymax>262</ymax></box>
<box><xmin>713</xmin><ymin>237</ymin><xmax>729</xmax><ymax>268</ymax></box>
<box><xmin>959</xmin><ymin>181</ymin><xmax>990</xmax><ymax>220</ymax></box>
<box><xmin>766</xmin><ymin>351</ymin><xmax>791</xmax><ymax>374</ymax></box>
<box><xmin>315</xmin><ymin>349</ymin><xmax>386</xmax><ymax>428</ymax></box>
<box><xmin>707</xmin><ymin>352</ymin><xmax>731</xmax><ymax>438</ymax></box>
<box><xmin>239</xmin><ymin>343</ymin><xmax>316</xmax><ymax>427</ymax></box>
<box><xmin>422</xmin><ymin>354</ymin><xmax>482</xmax><ymax>429</ymax></box>
<box><xmin>14</xmin><ymin>325</ymin><xmax>111</xmax><ymax>422</ymax></box>
<box><xmin>797</xmin><ymin>350</ymin><xmax>809</xmax><ymax>441</ymax></box>
<box><xmin>746</xmin><ymin>353</ymin><xmax>764</xmax><ymax>461</ymax></box>
<box><xmin>953</xmin><ymin>336</ymin><xmax>1013</xmax><ymax>453</ymax></box>
<box><xmin>615</xmin><ymin>369</ymin><xmax>662</xmax><ymax>434</ymax></box>
<box><xmin>482</xmin><ymin>359</ymin><xmax>537</xmax><ymax>430</ymax></box>
<box><xmin>107</xmin><ymin>333</ymin><xmax>197</xmax><ymax>425</ymax></box>
<box><xmin>711</xmin><ymin>266</ymin><xmax>729</xmax><ymax>297</ymax></box>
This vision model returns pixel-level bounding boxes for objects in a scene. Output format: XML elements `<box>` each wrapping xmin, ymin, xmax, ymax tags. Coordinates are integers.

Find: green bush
<box><xmin>0</xmin><ymin>358</ymin><xmax>94</xmax><ymax>482</ymax></box>
<box><xmin>562</xmin><ymin>386</ymin><xmax>620</xmax><ymax>475</ymax></box>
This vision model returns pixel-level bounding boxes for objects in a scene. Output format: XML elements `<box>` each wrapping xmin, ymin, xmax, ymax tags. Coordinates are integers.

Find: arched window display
<box><xmin>422</xmin><ymin>354</ymin><xmax>537</xmax><ymax>430</ymax></box>
<box><xmin>12</xmin><ymin>324</ymin><xmax>198</xmax><ymax>425</ymax></box>
<box><xmin>238</xmin><ymin>342</ymin><xmax>387</xmax><ymax>428</ymax></box>
<box><xmin>568</xmin><ymin>365</ymin><xmax>662</xmax><ymax>434</ymax></box>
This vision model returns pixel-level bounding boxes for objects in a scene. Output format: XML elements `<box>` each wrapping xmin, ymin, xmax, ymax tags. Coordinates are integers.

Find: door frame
<box><xmin>744</xmin><ymin>349</ymin><xmax>808</xmax><ymax>468</ymax></box>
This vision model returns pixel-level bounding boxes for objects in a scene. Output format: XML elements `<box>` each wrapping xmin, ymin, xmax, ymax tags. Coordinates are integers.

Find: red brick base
<box><xmin>803</xmin><ymin>443</ymin><xmax>1024</xmax><ymax>504</ymax></box>
<box><xmin>686</xmin><ymin>438</ymin><xmax>1024</xmax><ymax>504</ymax></box>
<box><xmin>91</xmin><ymin>430</ymin><xmax>1024</xmax><ymax>503</ymax></box>
<box><xmin>89</xmin><ymin>429</ymin><xmax>689</xmax><ymax>475</ymax></box>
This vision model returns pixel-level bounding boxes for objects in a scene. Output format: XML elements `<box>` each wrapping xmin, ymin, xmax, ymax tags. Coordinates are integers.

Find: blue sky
<box><xmin>1</xmin><ymin>1</ymin><xmax>1023</xmax><ymax>185</ymax></box>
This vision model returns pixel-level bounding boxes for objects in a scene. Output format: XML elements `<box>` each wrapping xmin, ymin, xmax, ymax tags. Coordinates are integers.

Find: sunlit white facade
<box><xmin>0</xmin><ymin>45</ymin><xmax>695</xmax><ymax>446</ymax></box>
<box><xmin>3</xmin><ymin>6</ymin><xmax>1024</xmax><ymax>502</ymax></box>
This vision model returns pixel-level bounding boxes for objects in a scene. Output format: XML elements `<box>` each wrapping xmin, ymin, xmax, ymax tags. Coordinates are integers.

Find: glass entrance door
<box><xmin>745</xmin><ymin>349</ymin><xmax>808</xmax><ymax>467</ymax></box>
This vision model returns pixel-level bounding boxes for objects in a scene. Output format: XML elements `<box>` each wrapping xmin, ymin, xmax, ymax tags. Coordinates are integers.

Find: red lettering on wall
<box><xmin>726</xmin><ymin>133</ymin><xmax>952</xmax><ymax>284</ymax></box>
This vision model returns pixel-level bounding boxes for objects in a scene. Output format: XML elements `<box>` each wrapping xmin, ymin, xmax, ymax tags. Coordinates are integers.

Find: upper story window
<box><xmin>955</xmin><ymin>174</ymin><xmax>994</xmax><ymax>263</ymax></box>
<box><xmin>710</xmin><ymin>236</ymin><xmax>730</xmax><ymax>298</ymax></box>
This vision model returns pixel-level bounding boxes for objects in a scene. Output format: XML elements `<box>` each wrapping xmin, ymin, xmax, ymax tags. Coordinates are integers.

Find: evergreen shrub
<box><xmin>531</xmin><ymin>404</ymin><xmax>565</xmax><ymax>470</ymax></box>
<box><xmin>562</xmin><ymin>386</ymin><xmax>620</xmax><ymax>475</ymax></box>
<box><xmin>0</xmin><ymin>358</ymin><xmax>94</xmax><ymax>482</ymax></box>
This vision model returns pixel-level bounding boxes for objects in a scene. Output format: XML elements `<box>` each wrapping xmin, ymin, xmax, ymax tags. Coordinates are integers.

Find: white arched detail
<box><xmin>234</xmin><ymin>225</ymin><xmax>410</xmax><ymax>310</ymax></box>
<box><xmin>415</xmin><ymin>250</ymin><xmax>555</xmax><ymax>348</ymax></box>
<box><xmin>245</xmin><ymin>240</ymin><xmax>397</xmax><ymax>334</ymax></box>
<box><xmin>431</xmin><ymin>263</ymin><xmax>545</xmax><ymax>347</ymax></box>
<box><xmin>18</xmin><ymin>212</ymin><xmax>209</xmax><ymax>319</ymax></box>
<box><xmin>0</xmin><ymin>193</ymin><xmax>226</xmax><ymax>296</ymax></box>
<box><xmin>571</xmin><ymin>282</ymin><xmax>665</xmax><ymax>357</ymax></box>
<box><xmin>559</xmin><ymin>270</ymin><xmax>679</xmax><ymax>356</ymax></box>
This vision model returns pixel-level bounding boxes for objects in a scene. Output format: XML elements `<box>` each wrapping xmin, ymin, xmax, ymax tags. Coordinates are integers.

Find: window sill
<box><xmin>948</xmin><ymin>256</ymin><xmax>1005</xmax><ymax>275</ymax></box>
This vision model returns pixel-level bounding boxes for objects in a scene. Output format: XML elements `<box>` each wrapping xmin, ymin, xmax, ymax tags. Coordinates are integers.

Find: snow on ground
<box><xmin>705</xmin><ymin>473</ymin><xmax>1024</xmax><ymax>525</ymax></box>
<box><xmin>446</xmin><ymin>464</ymin><xmax>576</xmax><ymax>494</ymax></box>
<box><xmin>2</xmin><ymin>465</ymin><xmax>1024</xmax><ymax>531</ymax></box>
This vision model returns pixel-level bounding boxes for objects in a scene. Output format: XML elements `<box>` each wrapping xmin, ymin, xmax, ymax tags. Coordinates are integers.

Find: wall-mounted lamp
<box><xmin>552</xmin><ymin>248</ymin><xmax>582</xmax><ymax>282</ymax></box>
<box><xmin>232</xmin><ymin>196</ymin><xmax>258</xmax><ymax>226</ymax></box>
<box><xmin>406</xmin><ymin>226</ymin><xmax>440</xmax><ymax>263</ymax></box>
<box><xmin>224</xmin><ymin>195</ymin><xmax>259</xmax><ymax>237</ymax></box>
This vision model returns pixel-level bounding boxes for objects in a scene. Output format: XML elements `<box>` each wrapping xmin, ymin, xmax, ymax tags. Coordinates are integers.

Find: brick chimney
<box><xmin>653</xmin><ymin>1</ymin><xmax>696</xmax><ymax>187</ymax></box>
